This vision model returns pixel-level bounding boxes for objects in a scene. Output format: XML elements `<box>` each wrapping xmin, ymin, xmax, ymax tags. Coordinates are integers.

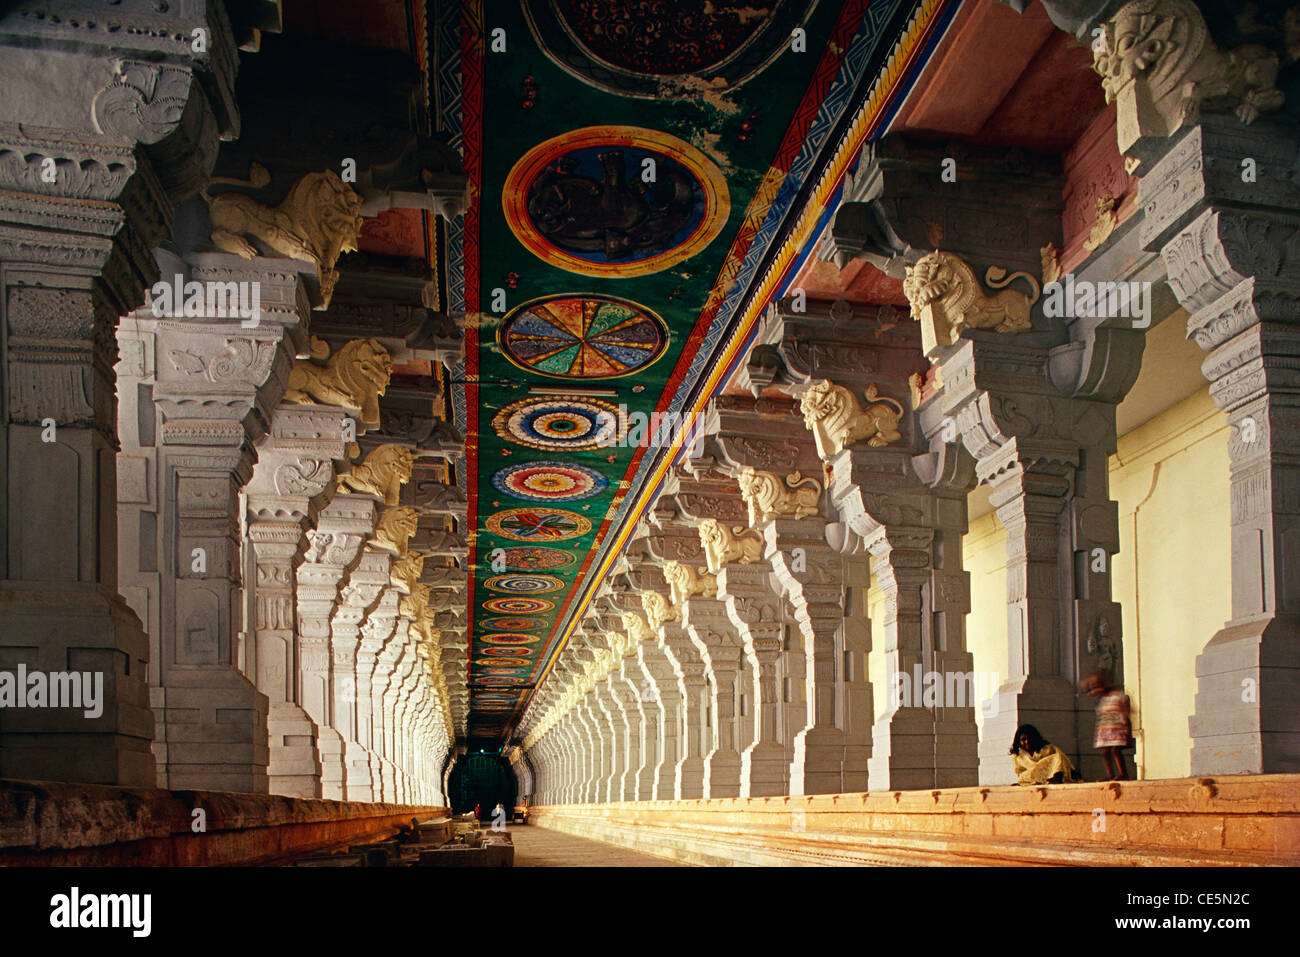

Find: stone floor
<box><xmin>510</xmin><ymin>824</ymin><xmax>685</xmax><ymax>867</ymax></box>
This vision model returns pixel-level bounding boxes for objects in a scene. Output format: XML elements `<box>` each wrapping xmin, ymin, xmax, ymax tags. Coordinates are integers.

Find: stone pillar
<box><xmin>296</xmin><ymin>495</ymin><xmax>373</xmax><ymax>798</ymax></box>
<box><xmin>682</xmin><ymin>591</ymin><xmax>744</xmax><ymax>798</ymax></box>
<box><xmin>0</xmin><ymin>1</ymin><xmax>238</xmax><ymax>787</ymax></box>
<box><xmin>640</xmin><ymin>592</ymin><xmax>684</xmax><ymax>799</ymax></box>
<box><xmin>1138</xmin><ymin>116</ymin><xmax>1300</xmax><ymax>773</ymax></box>
<box><xmin>717</xmin><ymin>561</ymin><xmax>787</xmax><ymax>797</ymax></box>
<box><xmin>125</xmin><ymin>254</ymin><xmax>310</xmax><ymax>792</ymax></box>
<box><xmin>766</xmin><ymin>520</ymin><xmax>845</xmax><ymax>794</ymax></box>
<box><xmin>242</xmin><ymin>404</ymin><xmax>348</xmax><ymax>798</ymax></box>
<box><xmin>332</xmin><ymin>545</ymin><xmax>390</xmax><ymax>801</ymax></box>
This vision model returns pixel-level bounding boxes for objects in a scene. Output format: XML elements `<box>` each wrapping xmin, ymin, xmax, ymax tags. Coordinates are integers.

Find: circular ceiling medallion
<box><xmin>482</xmin><ymin>633</ymin><xmax>541</xmax><ymax>644</ymax></box>
<box><xmin>482</xmin><ymin>616</ymin><xmax>546</xmax><ymax>631</ymax></box>
<box><xmin>492</xmin><ymin>396</ymin><xmax>624</xmax><ymax>451</ymax></box>
<box><xmin>484</xmin><ymin>546</ymin><xmax>578</xmax><ymax>573</ymax></box>
<box><xmin>480</xmin><ymin>649</ymin><xmax>531</xmax><ymax>659</ymax></box>
<box><xmin>492</xmin><ymin>461</ymin><xmax>609</xmax><ymax>503</ymax></box>
<box><xmin>485</xmin><ymin>507</ymin><xmax>590</xmax><ymax>542</ymax></box>
<box><xmin>522</xmin><ymin>2</ymin><xmax>817</xmax><ymax>99</ymax></box>
<box><xmin>479</xmin><ymin>676</ymin><xmax>527</xmax><ymax>685</ymax></box>
<box><xmin>498</xmin><ymin>295</ymin><xmax>667</xmax><ymax>379</ymax></box>
<box><xmin>504</xmin><ymin>127</ymin><xmax>729</xmax><ymax>276</ymax></box>
<box><xmin>483</xmin><ymin>596</ymin><xmax>555</xmax><ymax>614</ymax></box>
<box><xmin>483</xmin><ymin>574</ymin><xmax>565</xmax><ymax>594</ymax></box>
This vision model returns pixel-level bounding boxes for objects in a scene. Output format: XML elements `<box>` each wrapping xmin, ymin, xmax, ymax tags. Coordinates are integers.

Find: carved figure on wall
<box><xmin>800</xmin><ymin>379</ymin><xmax>905</xmax><ymax>459</ymax></box>
<box><xmin>641</xmin><ymin>591</ymin><xmax>680</xmax><ymax>630</ymax></box>
<box><xmin>663</xmin><ymin>561</ymin><xmax>718</xmax><ymax>604</ymax></box>
<box><xmin>204</xmin><ymin>163</ymin><xmax>364</xmax><ymax>306</ymax></box>
<box><xmin>736</xmin><ymin>466</ymin><xmax>821</xmax><ymax>525</ymax></box>
<box><xmin>283</xmin><ymin>338</ymin><xmax>393</xmax><ymax>432</ymax></box>
<box><xmin>335</xmin><ymin>443</ymin><xmax>414</xmax><ymax>505</ymax></box>
<box><xmin>698</xmin><ymin>518</ymin><xmax>763</xmax><ymax>573</ymax></box>
<box><xmin>372</xmin><ymin>505</ymin><xmax>420</xmax><ymax>556</ymax></box>
<box><xmin>1093</xmin><ymin>0</ymin><xmax>1285</xmax><ymax>153</ymax></box>
<box><xmin>903</xmin><ymin>250</ymin><xmax>1040</xmax><ymax>350</ymax></box>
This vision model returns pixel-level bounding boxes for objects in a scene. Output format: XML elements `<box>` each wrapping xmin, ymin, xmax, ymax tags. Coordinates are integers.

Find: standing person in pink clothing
<box><xmin>1083</xmin><ymin>670</ymin><xmax>1131</xmax><ymax>781</ymax></box>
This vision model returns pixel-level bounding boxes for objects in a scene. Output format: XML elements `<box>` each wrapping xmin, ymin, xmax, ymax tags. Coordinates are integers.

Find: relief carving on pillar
<box><xmin>303</xmin><ymin>530</ymin><xmax>362</xmax><ymax>565</ymax></box>
<box><xmin>204</xmin><ymin>164</ymin><xmax>364</xmax><ymax>307</ymax></box>
<box><xmin>698</xmin><ymin>518</ymin><xmax>763</xmax><ymax>573</ymax></box>
<box><xmin>283</xmin><ymin>338</ymin><xmax>393</xmax><ymax>431</ymax></box>
<box><xmin>273</xmin><ymin>457</ymin><xmax>333</xmax><ymax>497</ymax></box>
<box><xmin>663</xmin><ymin>561</ymin><xmax>718</xmax><ymax>604</ymax></box>
<box><xmin>336</xmin><ymin>444</ymin><xmax>414</xmax><ymax>504</ymax></box>
<box><xmin>800</xmin><ymin>379</ymin><xmax>904</xmax><ymax>458</ymax></box>
<box><xmin>641</xmin><ymin>591</ymin><xmax>680</xmax><ymax>629</ymax></box>
<box><xmin>902</xmin><ymin>251</ymin><xmax>1040</xmax><ymax>351</ymax></box>
<box><xmin>736</xmin><ymin>466</ymin><xmax>821</xmax><ymax>525</ymax></box>
<box><xmin>372</xmin><ymin>505</ymin><xmax>420</xmax><ymax>556</ymax></box>
<box><xmin>92</xmin><ymin>60</ymin><xmax>192</xmax><ymax>144</ymax></box>
<box><xmin>1093</xmin><ymin>0</ymin><xmax>1286</xmax><ymax>154</ymax></box>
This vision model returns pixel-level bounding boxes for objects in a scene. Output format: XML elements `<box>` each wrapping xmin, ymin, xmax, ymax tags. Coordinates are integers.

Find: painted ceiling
<box><xmin>449</xmin><ymin>0</ymin><xmax>956</xmax><ymax>745</ymax></box>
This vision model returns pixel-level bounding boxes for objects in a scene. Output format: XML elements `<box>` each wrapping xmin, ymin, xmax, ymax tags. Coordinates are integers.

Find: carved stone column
<box><xmin>681</xmin><ymin>587</ymin><xmax>744</xmax><ymax>799</ymax></box>
<box><xmin>332</xmin><ymin>545</ymin><xmax>390</xmax><ymax>801</ymax></box>
<box><xmin>0</xmin><ymin>1</ymin><xmax>239</xmax><ymax>786</ymax></box>
<box><xmin>296</xmin><ymin>495</ymin><xmax>373</xmax><ymax>798</ymax></box>
<box><xmin>640</xmin><ymin>591</ymin><xmax>685</xmax><ymax>800</ymax></box>
<box><xmin>1139</xmin><ymin>115</ymin><xmax>1300</xmax><ymax>773</ymax></box>
<box><xmin>242</xmin><ymin>405</ymin><xmax>348</xmax><ymax>797</ymax></box>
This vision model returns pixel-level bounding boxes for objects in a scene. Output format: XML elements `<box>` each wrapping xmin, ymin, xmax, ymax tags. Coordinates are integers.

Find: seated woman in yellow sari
<box><xmin>1009</xmin><ymin>724</ymin><xmax>1078</xmax><ymax>785</ymax></box>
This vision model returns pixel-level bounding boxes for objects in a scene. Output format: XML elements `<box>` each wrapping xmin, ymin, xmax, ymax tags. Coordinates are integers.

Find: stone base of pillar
<box><xmin>869</xmin><ymin>707</ymin><xmax>943</xmax><ymax>791</ymax></box>
<box><xmin>1190</xmin><ymin>615</ymin><xmax>1300</xmax><ymax>775</ymax></box>
<box><xmin>674</xmin><ymin>757</ymin><xmax>706</xmax><ymax>799</ymax></box>
<box><xmin>842</xmin><ymin>744</ymin><xmax>870</xmax><ymax>792</ymax></box>
<box><xmin>704</xmin><ymin>751</ymin><xmax>742</xmax><ymax>798</ymax></box>
<box><xmin>318</xmin><ymin>728</ymin><xmax>346</xmax><ymax>800</ymax></box>
<box><xmin>267</xmin><ymin>702</ymin><xmax>322</xmax><ymax>798</ymax></box>
<box><xmin>935</xmin><ymin>712</ymin><xmax>980</xmax><ymax>789</ymax></box>
<box><xmin>636</xmin><ymin>766</ymin><xmax>655</xmax><ymax>801</ymax></box>
<box><xmin>379</xmin><ymin>757</ymin><xmax>398</xmax><ymax>802</ymax></box>
<box><xmin>789</xmin><ymin>727</ymin><xmax>843</xmax><ymax>796</ymax></box>
<box><xmin>0</xmin><ymin>585</ymin><xmax>156</xmax><ymax>787</ymax></box>
<box><xmin>978</xmin><ymin>676</ymin><xmax>1079</xmax><ymax>786</ymax></box>
<box><xmin>151</xmin><ymin>668</ymin><xmax>269</xmax><ymax>793</ymax></box>
<box><xmin>345</xmin><ymin>743</ymin><xmax>375</xmax><ymax>802</ymax></box>
<box><xmin>740</xmin><ymin>742</ymin><xmax>786</xmax><ymax>797</ymax></box>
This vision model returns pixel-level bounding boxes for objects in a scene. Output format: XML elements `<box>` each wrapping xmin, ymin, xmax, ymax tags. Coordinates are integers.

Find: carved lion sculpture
<box><xmin>641</xmin><ymin>591</ymin><xmax>679</xmax><ymax>630</ymax></box>
<box><xmin>902</xmin><ymin>251</ymin><xmax>1040</xmax><ymax>349</ymax></box>
<box><xmin>373</xmin><ymin>505</ymin><xmax>420</xmax><ymax>557</ymax></box>
<box><xmin>737</xmin><ymin>466</ymin><xmax>821</xmax><ymax>526</ymax></box>
<box><xmin>620</xmin><ymin>612</ymin><xmax>655</xmax><ymax>646</ymax></box>
<box><xmin>336</xmin><ymin>443</ymin><xmax>414</xmax><ymax>505</ymax></box>
<box><xmin>283</xmin><ymin>338</ymin><xmax>393</xmax><ymax>432</ymax></box>
<box><xmin>663</xmin><ymin>561</ymin><xmax>718</xmax><ymax>605</ymax></box>
<box><xmin>800</xmin><ymin>379</ymin><xmax>904</xmax><ymax>458</ymax></box>
<box><xmin>698</xmin><ymin>518</ymin><xmax>763</xmax><ymax>573</ymax></box>
<box><xmin>1093</xmin><ymin>0</ymin><xmax>1283</xmax><ymax>148</ymax></box>
<box><xmin>389</xmin><ymin>551</ymin><xmax>425</xmax><ymax>594</ymax></box>
<box><xmin>205</xmin><ymin>163</ymin><xmax>363</xmax><ymax>306</ymax></box>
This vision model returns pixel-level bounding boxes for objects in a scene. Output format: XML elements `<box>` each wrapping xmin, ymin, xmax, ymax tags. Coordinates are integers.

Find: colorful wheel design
<box><xmin>486</xmin><ymin>507</ymin><xmax>590</xmax><ymax>542</ymax></box>
<box><xmin>503</xmin><ymin>127</ymin><xmax>730</xmax><ymax>276</ymax></box>
<box><xmin>482</xmin><ymin>666</ymin><xmax>528</xmax><ymax>676</ymax></box>
<box><xmin>482</xmin><ymin>616</ymin><xmax>546</xmax><ymax>631</ymax></box>
<box><xmin>482</xmin><ymin>633</ymin><xmax>541</xmax><ymax>644</ymax></box>
<box><xmin>483</xmin><ymin>573</ymin><xmax>564</xmax><ymax>594</ymax></box>
<box><xmin>498</xmin><ymin>295</ymin><xmax>667</xmax><ymax>379</ymax></box>
<box><xmin>492</xmin><ymin>462</ymin><xmax>609</xmax><ymax>503</ymax></box>
<box><xmin>479</xmin><ymin>676</ymin><xmax>527</xmax><ymax>685</ymax></box>
<box><xmin>480</xmin><ymin>648</ymin><xmax>531</xmax><ymax>659</ymax></box>
<box><xmin>492</xmin><ymin>396</ymin><xmax>624</xmax><ymax>451</ymax></box>
<box><xmin>482</xmin><ymin>596</ymin><xmax>555</xmax><ymax>614</ymax></box>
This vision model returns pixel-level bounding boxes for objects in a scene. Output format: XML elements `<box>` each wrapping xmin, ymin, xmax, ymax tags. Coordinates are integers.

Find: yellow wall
<box><xmin>957</xmin><ymin>388</ymin><xmax>1230</xmax><ymax>779</ymax></box>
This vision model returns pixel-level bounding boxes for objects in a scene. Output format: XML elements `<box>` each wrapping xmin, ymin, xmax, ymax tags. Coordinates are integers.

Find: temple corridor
<box><xmin>0</xmin><ymin>1</ymin><xmax>1297</xmax><ymax>929</ymax></box>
